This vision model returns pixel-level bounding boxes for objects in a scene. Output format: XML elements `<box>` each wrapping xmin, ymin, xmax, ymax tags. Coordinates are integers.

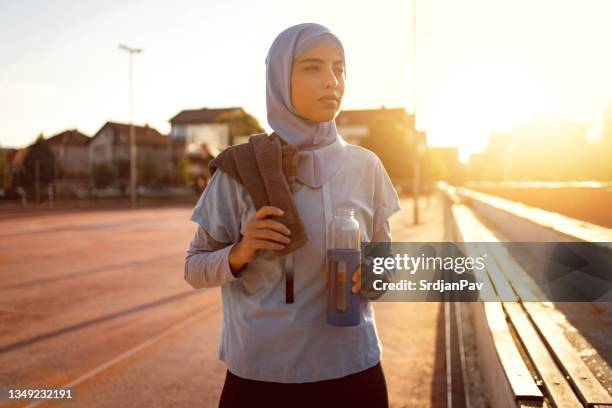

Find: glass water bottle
<box><xmin>327</xmin><ymin>207</ymin><xmax>362</xmax><ymax>326</ymax></box>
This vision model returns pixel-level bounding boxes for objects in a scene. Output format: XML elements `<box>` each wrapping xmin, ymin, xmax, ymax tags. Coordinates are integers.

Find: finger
<box><xmin>251</xmin><ymin>238</ymin><xmax>286</xmax><ymax>251</ymax></box>
<box><xmin>252</xmin><ymin>229</ymin><xmax>291</xmax><ymax>244</ymax></box>
<box><xmin>352</xmin><ymin>267</ymin><xmax>361</xmax><ymax>282</ymax></box>
<box><xmin>254</xmin><ymin>206</ymin><xmax>284</xmax><ymax>220</ymax></box>
<box><xmin>352</xmin><ymin>268</ymin><xmax>361</xmax><ymax>293</ymax></box>
<box><xmin>254</xmin><ymin>219</ymin><xmax>291</xmax><ymax>236</ymax></box>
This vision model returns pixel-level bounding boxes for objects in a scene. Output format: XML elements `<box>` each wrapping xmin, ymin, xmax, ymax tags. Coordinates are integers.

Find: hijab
<box><xmin>265</xmin><ymin>23</ymin><xmax>349</xmax><ymax>189</ymax></box>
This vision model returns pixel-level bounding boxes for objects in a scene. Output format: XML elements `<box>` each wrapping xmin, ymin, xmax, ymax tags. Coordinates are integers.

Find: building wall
<box><xmin>89</xmin><ymin>126</ymin><xmax>169</xmax><ymax>186</ymax></box>
<box><xmin>337</xmin><ymin>124</ymin><xmax>369</xmax><ymax>145</ymax></box>
<box><xmin>135</xmin><ymin>144</ymin><xmax>169</xmax><ymax>165</ymax></box>
<box><xmin>171</xmin><ymin>123</ymin><xmax>230</xmax><ymax>152</ymax></box>
<box><xmin>50</xmin><ymin>145</ymin><xmax>89</xmax><ymax>176</ymax></box>
<box><xmin>232</xmin><ymin>135</ymin><xmax>250</xmax><ymax>145</ymax></box>
<box><xmin>89</xmin><ymin>128</ymin><xmax>113</xmax><ymax>166</ymax></box>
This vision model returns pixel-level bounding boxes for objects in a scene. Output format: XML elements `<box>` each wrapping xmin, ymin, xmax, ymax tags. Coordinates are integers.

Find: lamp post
<box><xmin>413</xmin><ymin>132</ymin><xmax>420</xmax><ymax>225</ymax></box>
<box><xmin>118</xmin><ymin>44</ymin><xmax>142</xmax><ymax>208</ymax></box>
<box><xmin>412</xmin><ymin>0</ymin><xmax>420</xmax><ymax>225</ymax></box>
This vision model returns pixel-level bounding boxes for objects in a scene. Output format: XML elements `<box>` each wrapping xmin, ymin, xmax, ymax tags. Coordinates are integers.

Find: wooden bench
<box><xmin>439</xmin><ymin>184</ymin><xmax>612</xmax><ymax>407</ymax></box>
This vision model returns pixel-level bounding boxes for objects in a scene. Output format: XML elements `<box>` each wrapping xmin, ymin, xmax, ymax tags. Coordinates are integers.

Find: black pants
<box><xmin>218</xmin><ymin>362</ymin><xmax>389</xmax><ymax>408</ymax></box>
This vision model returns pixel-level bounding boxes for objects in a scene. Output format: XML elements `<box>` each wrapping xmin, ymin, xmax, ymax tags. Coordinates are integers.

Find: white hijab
<box><xmin>265</xmin><ymin>23</ymin><xmax>349</xmax><ymax>189</ymax></box>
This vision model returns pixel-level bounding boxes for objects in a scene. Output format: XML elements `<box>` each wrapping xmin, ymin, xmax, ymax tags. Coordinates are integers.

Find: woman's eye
<box><xmin>304</xmin><ymin>66</ymin><xmax>319</xmax><ymax>71</ymax></box>
<box><xmin>335</xmin><ymin>68</ymin><xmax>345</xmax><ymax>75</ymax></box>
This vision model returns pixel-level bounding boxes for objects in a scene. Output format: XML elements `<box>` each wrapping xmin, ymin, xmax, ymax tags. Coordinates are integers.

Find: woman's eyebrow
<box><xmin>299</xmin><ymin>58</ymin><xmax>324</xmax><ymax>64</ymax></box>
<box><xmin>298</xmin><ymin>58</ymin><xmax>345</xmax><ymax>65</ymax></box>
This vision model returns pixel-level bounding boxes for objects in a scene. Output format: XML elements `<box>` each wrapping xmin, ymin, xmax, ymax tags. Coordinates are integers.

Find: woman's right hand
<box><xmin>228</xmin><ymin>206</ymin><xmax>292</xmax><ymax>274</ymax></box>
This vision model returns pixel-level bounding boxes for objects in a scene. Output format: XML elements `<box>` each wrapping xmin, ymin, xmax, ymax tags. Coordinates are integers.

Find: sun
<box><xmin>425</xmin><ymin>57</ymin><xmax>553</xmax><ymax>161</ymax></box>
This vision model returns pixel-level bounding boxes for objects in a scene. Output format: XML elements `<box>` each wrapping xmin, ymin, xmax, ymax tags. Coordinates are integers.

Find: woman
<box><xmin>184</xmin><ymin>23</ymin><xmax>401</xmax><ymax>407</ymax></box>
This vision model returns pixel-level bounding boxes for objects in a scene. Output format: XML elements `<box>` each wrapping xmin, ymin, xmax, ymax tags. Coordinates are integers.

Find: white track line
<box><xmin>23</xmin><ymin>302</ymin><xmax>220</xmax><ymax>408</ymax></box>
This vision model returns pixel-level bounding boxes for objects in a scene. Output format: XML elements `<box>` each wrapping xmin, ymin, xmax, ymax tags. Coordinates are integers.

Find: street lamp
<box><xmin>412</xmin><ymin>0</ymin><xmax>419</xmax><ymax>225</ymax></box>
<box><xmin>118</xmin><ymin>43</ymin><xmax>142</xmax><ymax>208</ymax></box>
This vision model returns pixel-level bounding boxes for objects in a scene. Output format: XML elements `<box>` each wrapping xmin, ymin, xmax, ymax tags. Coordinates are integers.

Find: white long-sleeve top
<box><xmin>183</xmin><ymin>142</ymin><xmax>402</xmax><ymax>383</ymax></box>
<box><xmin>184</xmin><ymin>219</ymin><xmax>392</xmax><ymax>290</ymax></box>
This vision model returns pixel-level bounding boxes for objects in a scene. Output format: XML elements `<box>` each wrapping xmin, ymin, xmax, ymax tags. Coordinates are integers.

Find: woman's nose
<box><xmin>323</xmin><ymin>66</ymin><xmax>340</xmax><ymax>89</ymax></box>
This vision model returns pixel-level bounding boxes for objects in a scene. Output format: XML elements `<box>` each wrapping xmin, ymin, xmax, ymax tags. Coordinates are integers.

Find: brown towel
<box><xmin>208</xmin><ymin>132</ymin><xmax>308</xmax><ymax>255</ymax></box>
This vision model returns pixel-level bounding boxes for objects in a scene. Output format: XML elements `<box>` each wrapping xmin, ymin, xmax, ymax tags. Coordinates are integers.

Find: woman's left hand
<box><xmin>352</xmin><ymin>266</ymin><xmax>361</xmax><ymax>293</ymax></box>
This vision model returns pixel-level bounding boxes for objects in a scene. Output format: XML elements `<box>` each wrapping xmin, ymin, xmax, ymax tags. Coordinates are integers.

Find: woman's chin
<box><xmin>309</xmin><ymin>109</ymin><xmax>340</xmax><ymax>123</ymax></box>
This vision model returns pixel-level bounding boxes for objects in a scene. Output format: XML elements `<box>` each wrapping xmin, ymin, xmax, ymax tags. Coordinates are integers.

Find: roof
<box><xmin>335</xmin><ymin>107</ymin><xmax>413</xmax><ymax>127</ymax></box>
<box><xmin>169</xmin><ymin>107</ymin><xmax>244</xmax><ymax>125</ymax></box>
<box><xmin>1</xmin><ymin>147</ymin><xmax>16</xmax><ymax>158</ymax></box>
<box><xmin>9</xmin><ymin>148</ymin><xmax>28</xmax><ymax>165</ymax></box>
<box><xmin>93</xmin><ymin>122</ymin><xmax>168</xmax><ymax>145</ymax></box>
<box><xmin>46</xmin><ymin>129</ymin><xmax>90</xmax><ymax>145</ymax></box>
<box><xmin>2</xmin><ymin>148</ymin><xmax>17</xmax><ymax>164</ymax></box>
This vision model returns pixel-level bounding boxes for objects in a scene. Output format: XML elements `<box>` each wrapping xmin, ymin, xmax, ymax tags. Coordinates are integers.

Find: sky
<box><xmin>1</xmin><ymin>0</ymin><xmax>611</xmax><ymax>162</ymax></box>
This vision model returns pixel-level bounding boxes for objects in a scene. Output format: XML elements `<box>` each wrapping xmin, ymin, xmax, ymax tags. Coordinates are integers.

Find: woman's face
<box><xmin>290</xmin><ymin>43</ymin><xmax>345</xmax><ymax>123</ymax></box>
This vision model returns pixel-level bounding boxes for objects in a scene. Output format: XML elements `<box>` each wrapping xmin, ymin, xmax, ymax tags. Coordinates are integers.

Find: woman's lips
<box><xmin>318</xmin><ymin>98</ymin><xmax>339</xmax><ymax>107</ymax></box>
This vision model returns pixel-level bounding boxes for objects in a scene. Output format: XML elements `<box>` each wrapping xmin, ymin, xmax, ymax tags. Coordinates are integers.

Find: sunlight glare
<box><xmin>426</xmin><ymin>57</ymin><xmax>553</xmax><ymax>160</ymax></box>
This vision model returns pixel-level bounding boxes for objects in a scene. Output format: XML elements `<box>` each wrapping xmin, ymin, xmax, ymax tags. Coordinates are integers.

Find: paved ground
<box><xmin>0</xmin><ymin>192</ymin><xmax>448</xmax><ymax>408</ymax></box>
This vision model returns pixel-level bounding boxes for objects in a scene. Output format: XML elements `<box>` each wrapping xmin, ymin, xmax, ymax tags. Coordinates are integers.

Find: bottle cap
<box><xmin>334</xmin><ymin>207</ymin><xmax>355</xmax><ymax>217</ymax></box>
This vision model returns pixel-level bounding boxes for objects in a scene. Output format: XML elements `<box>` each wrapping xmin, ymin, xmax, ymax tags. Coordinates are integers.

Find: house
<box><xmin>0</xmin><ymin>148</ymin><xmax>22</xmax><ymax>198</ymax></box>
<box><xmin>186</xmin><ymin>143</ymin><xmax>219</xmax><ymax>194</ymax></box>
<box><xmin>335</xmin><ymin>107</ymin><xmax>415</xmax><ymax>145</ymax></box>
<box><xmin>169</xmin><ymin>107</ymin><xmax>245</xmax><ymax>153</ymax></box>
<box><xmin>3</xmin><ymin>147</ymin><xmax>25</xmax><ymax>188</ymax></box>
<box><xmin>89</xmin><ymin>121</ymin><xmax>169</xmax><ymax>188</ymax></box>
<box><xmin>168</xmin><ymin>106</ymin><xmax>259</xmax><ymax>186</ymax></box>
<box><xmin>46</xmin><ymin>129</ymin><xmax>90</xmax><ymax>179</ymax></box>
<box><xmin>1</xmin><ymin>148</ymin><xmax>19</xmax><ymax>173</ymax></box>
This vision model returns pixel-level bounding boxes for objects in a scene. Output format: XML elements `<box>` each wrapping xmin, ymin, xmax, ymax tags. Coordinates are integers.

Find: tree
<box><xmin>216</xmin><ymin>111</ymin><xmax>264</xmax><ymax>142</ymax></box>
<box><xmin>424</xmin><ymin>150</ymin><xmax>448</xmax><ymax>182</ymax></box>
<box><xmin>0</xmin><ymin>147</ymin><xmax>11</xmax><ymax>190</ymax></box>
<box><xmin>22</xmin><ymin>134</ymin><xmax>56</xmax><ymax>200</ymax></box>
<box><xmin>360</xmin><ymin>118</ymin><xmax>413</xmax><ymax>183</ymax></box>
